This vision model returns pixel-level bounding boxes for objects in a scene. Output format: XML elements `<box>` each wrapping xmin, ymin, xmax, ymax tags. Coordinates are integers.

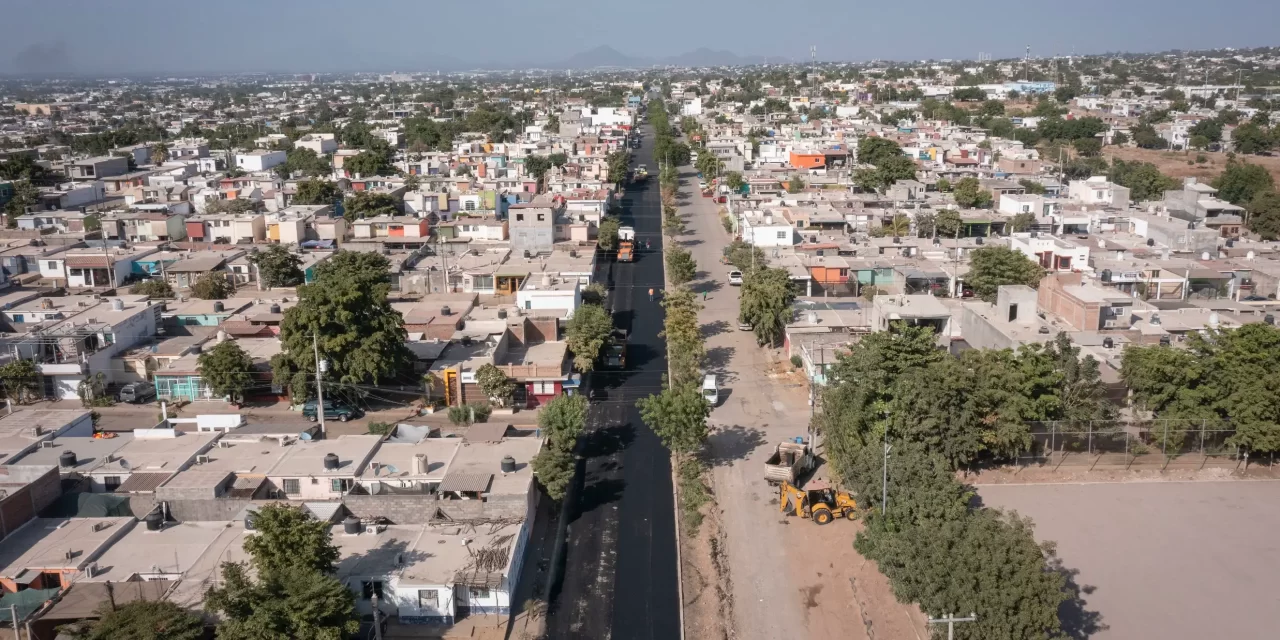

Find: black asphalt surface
<box><xmin>545</xmin><ymin>125</ymin><xmax>681</xmax><ymax>639</ymax></box>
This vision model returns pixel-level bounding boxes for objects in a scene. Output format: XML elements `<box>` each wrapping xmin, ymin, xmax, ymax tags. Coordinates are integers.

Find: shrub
<box><xmin>678</xmin><ymin>458</ymin><xmax>711</xmax><ymax>534</ymax></box>
<box><xmin>790</xmin><ymin>354</ymin><xmax>803</xmax><ymax>369</ymax></box>
<box><xmin>367</xmin><ymin>421</ymin><xmax>393</xmax><ymax>436</ymax></box>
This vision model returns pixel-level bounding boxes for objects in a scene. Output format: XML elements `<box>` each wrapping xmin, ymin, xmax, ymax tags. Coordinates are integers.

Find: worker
<box><xmin>648</xmin><ymin>287</ymin><xmax>655</xmax><ymax>300</ymax></box>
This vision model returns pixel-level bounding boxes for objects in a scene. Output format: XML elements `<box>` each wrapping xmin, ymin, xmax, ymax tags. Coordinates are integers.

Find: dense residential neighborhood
<box><xmin>0</xmin><ymin>33</ymin><xmax>1279</xmax><ymax>640</ymax></box>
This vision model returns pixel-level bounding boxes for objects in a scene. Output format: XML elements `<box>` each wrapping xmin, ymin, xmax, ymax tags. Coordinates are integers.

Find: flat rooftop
<box><xmin>85</xmin><ymin>521</ymin><xmax>229</xmax><ymax>582</ymax></box>
<box><xmin>0</xmin><ymin>409</ymin><xmax>90</xmax><ymax>435</ymax></box>
<box><xmin>443</xmin><ymin>437</ymin><xmax>542</xmax><ymax>497</ymax></box>
<box><xmin>160</xmin><ymin>437</ymin><xmax>293</xmax><ymax>489</ymax></box>
<box><xmin>165</xmin><ymin>524</ymin><xmax>252</xmax><ymax>609</ymax></box>
<box><xmin>359</xmin><ymin>439</ymin><xmax>460</xmax><ymax>481</ymax></box>
<box><xmin>268</xmin><ymin>435</ymin><xmax>382</xmax><ymax>478</ymax></box>
<box><xmin>0</xmin><ymin>518</ymin><xmax>135</xmax><ymax>576</ymax></box>
<box><xmin>333</xmin><ymin>520</ymin><xmax>523</xmax><ymax>586</ymax></box>
<box><xmin>90</xmin><ymin>431</ymin><xmax>218</xmax><ymax>475</ymax></box>
<box><xmin>12</xmin><ymin>434</ymin><xmax>133</xmax><ymax>472</ymax></box>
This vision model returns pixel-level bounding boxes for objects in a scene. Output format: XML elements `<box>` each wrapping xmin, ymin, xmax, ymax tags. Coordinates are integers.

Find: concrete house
<box><xmin>67</xmin><ymin>156</ymin><xmax>129</xmax><ymax>180</ymax></box>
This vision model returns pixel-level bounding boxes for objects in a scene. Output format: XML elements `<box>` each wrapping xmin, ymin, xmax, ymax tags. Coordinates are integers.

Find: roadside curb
<box><xmin>663</xmin><ymin>157</ymin><xmax>688</xmax><ymax>640</ymax></box>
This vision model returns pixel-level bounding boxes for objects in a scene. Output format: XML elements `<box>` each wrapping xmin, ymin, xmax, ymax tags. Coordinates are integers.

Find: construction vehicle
<box><xmin>778</xmin><ymin>480</ymin><xmax>857</xmax><ymax>525</ymax></box>
<box><xmin>617</xmin><ymin>226</ymin><xmax>635</xmax><ymax>262</ymax></box>
<box><xmin>604</xmin><ymin>329</ymin><xmax>628</xmax><ymax>368</ymax></box>
<box><xmin>634</xmin><ymin>165</ymin><xmax>649</xmax><ymax>182</ymax></box>
<box><xmin>764</xmin><ymin>440</ymin><xmax>815</xmax><ymax>486</ymax></box>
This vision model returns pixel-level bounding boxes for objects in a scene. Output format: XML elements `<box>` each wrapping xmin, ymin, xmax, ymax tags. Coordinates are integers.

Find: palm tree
<box><xmin>883</xmin><ymin>214</ymin><xmax>911</xmax><ymax>238</ymax></box>
<box><xmin>151</xmin><ymin>142</ymin><xmax>169</xmax><ymax>166</ymax></box>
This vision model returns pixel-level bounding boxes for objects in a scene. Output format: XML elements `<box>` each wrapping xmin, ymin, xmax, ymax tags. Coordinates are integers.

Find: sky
<box><xmin>1</xmin><ymin>0</ymin><xmax>1278</xmax><ymax>75</ymax></box>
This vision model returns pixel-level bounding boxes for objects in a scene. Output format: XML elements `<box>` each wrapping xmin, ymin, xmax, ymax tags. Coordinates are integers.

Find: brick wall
<box><xmin>0</xmin><ymin>466</ymin><xmax>62</xmax><ymax>540</ymax></box>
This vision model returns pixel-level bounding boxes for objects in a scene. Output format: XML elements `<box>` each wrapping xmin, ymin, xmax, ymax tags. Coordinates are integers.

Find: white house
<box><xmin>517</xmin><ymin>274</ymin><xmax>581</xmax><ymax>316</ymax></box>
<box><xmin>1067</xmin><ymin>177</ymin><xmax>1131</xmax><ymax>208</ymax></box>
<box><xmin>1008</xmin><ymin>233</ymin><xmax>1091</xmax><ymax>273</ymax></box>
<box><xmin>295</xmin><ymin>133</ymin><xmax>338</xmax><ymax>155</ymax></box>
<box><xmin>235</xmin><ymin>150</ymin><xmax>287</xmax><ymax>172</ymax></box>
<box><xmin>740</xmin><ymin>210</ymin><xmax>799</xmax><ymax>247</ymax></box>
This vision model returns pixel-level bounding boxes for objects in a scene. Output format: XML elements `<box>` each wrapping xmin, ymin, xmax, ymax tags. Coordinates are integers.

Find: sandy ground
<box><xmin>674</xmin><ymin>168</ymin><xmax>927</xmax><ymax>640</ymax></box>
<box><xmin>1104</xmin><ymin>146</ymin><xmax>1280</xmax><ymax>184</ymax></box>
<box><xmin>979</xmin><ymin>481</ymin><xmax>1280</xmax><ymax>640</ymax></box>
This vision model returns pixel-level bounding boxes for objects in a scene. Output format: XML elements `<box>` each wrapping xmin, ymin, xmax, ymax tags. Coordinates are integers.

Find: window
<box><xmin>282</xmin><ymin>478</ymin><xmax>300</xmax><ymax>494</ymax></box>
<box><xmin>331</xmin><ymin>478</ymin><xmax>353</xmax><ymax>493</ymax></box>
<box><xmin>46</xmin><ymin>261</ymin><xmax>57</xmax><ymax>270</ymax></box>
<box><xmin>532</xmin><ymin>381</ymin><xmax>556</xmax><ymax>395</ymax></box>
<box><xmin>69</xmin><ymin>268</ymin><xmax>82</xmax><ymax>277</ymax></box>
<box><xmin>516</xmin><ymin>214</ymin><xmax>525</xmax><ymax>222</ymax></box>
<box><xmin>472</xmin><ymin>275</ymin><xmax>494</xmax><ymax>289</ymax></box>
<box><xmin>536</xmin><ymin>214</ymin><xmax>545</xmax><ymax>222</ymax></box>
<box><xmin>469</xmin><ymin>586</ymin><xmax>490</xmax><ymax>600</ymax></box>
<box><xmin>418</xmin><ymin>589</ymin><xmax>439</xmax><ymax>610</ymax></box>
<box><xmin>777</xmin><ymin>231</ymin><xmax>787</xmax><ymax>239</ymax></box>
<box><xmin>103</xmin><ymin>476</ymin><xmax>122</xmax><ymax>491</ymax></box>
<box><xmin>361</xmin><ymin>581</ymin><xmax>384</xmax><ymax>600</ymax></box>
<box><xmin>465</xmin><ymin>200</ymin><xmax>476</xmax><ymax>211</ymax></box>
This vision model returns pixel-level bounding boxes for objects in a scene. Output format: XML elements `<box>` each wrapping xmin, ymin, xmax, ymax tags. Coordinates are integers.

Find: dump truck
<box><xmin>634</xmin><ymin>165</ymin><xmax>649</xmax><ymax>182</ymax></box>
<box><xmin>604</xmin><ymin>329</ymin><xmax>628</xmax><ymax>368</ymax></box>
<box><xmin>764</xmin><ymin>440</ymin><xmax>815</xmax><ymax>486</ymax></box>
<box><xmin>617</xmin><ymin>226</ymin><xmax>635</xmax><ymax>262</ymax></box>
<box><xmin>778</xmin><ymin>480</ymin><xmax>858</xmax><ymax>525</ymax></box>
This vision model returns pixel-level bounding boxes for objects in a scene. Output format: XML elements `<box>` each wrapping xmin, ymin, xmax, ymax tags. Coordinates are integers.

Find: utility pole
<box><xmin>881</xmin><ymin>433</ymin><xmax>891</xmax><ymax>516</ymax></box>
<box><xmin>9</xmin><ymin>604</ymin><xmax>18</xmax><ymax>640</ymax></box>
<box><xmin>927</xmin><ymin>613</ymin><xmax>977</xmax><ymax>640</ymax></box>
<box><xmin>313</xmin><ymin>333</ymin><xmax>327</xmax><ymax>436</ymax></box>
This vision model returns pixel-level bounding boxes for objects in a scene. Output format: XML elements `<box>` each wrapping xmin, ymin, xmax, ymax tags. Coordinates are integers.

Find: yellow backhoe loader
<box><xmin>778</xmin><ymin>480</ymin><xmax>857</xmax><ymax>525</ymax></box>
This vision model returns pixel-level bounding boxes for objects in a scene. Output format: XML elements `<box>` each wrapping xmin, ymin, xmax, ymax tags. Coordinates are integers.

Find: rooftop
<box><xmin>84</xmin><ymin>521</ymin><xmax>229</xmax><ymax>582</ymax></box>
<box><xmin>10</xmin><ymin>434</ymin><xmax>133</xmax><ymax>472</ymax></box>
<box><xmin>333</xmin><ymin>520</ymin><xmax>524</xmax><ymax>586</ymax></box>
<box><xmin>441</xmin><ymin>437</ymin><xmax>542</xmax><ymax>497</ymax></box>
<box><xmin>89</xmin><ymin>431</ymin><xmax>218</xmax><ymax>475</ymax></box>
<box><xmin>0</xmin><ymin>517</ymin><xmax>135</xmax><ymax>577</ymax></box>
<box><xmin>268</xmin><ymin>435</ymin><xmax>383</xmax><ymax>478</ymax></box>
<box><xmin>359</xmin><ymin>438</ymin><xmax>460</xmax><ymax>481</ymax></box>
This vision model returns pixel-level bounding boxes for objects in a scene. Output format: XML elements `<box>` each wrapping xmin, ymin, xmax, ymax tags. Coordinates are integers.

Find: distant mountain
<box><xmin>556</xmin><ymin>45</ymin><xmax>643</xmax><ymax>69</ymax></box>
<box><xmin>659</xmin><ymin>48</ymin><xmax>765</xmax><ymax>67</ymax></box>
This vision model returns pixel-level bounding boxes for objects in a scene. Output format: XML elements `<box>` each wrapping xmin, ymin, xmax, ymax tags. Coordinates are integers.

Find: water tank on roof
<box><xmin>59</xmin><ymin>450</ymin><xmax>77</xmax><ymax>468</ymax></box>
<box><xmin>975</xmin><ymin>237</ymin><xmax>984</xmax><ymax>245</ymax></box>
<box><xmin>144</xmin><ymin>512</ymin><xmax>163</xmax><ymax>531</ymax></box>
<box><xmin>343</xmin><ymin>516</ymin><xmax>362</xmax><ymax>535</ymax></box>
<box><xmin>1146</xmin><ymin>238</ymin><xmax>1155</xmax><ymax>246</ymax></box>
<box><xmin>269</xmin><ymin>303</ymin><xmax>282</xmax><ymax>314</ymax></box>
<box><xmin>1103</xmin><ymin>337</ymin><xmax>1114</xmax><ymax>349</ymax></box>
<box><xmin>111</xmin><ymin>298</ymin><xmax>124</xmax><ymax>312</ymax></box>
<box><xmin>1101</xmin><ymin>269</ymin><xmax>1112</xmax><ymax>283</ymax></box>
<box><xmin>501</xmin><ymin>455</ymin><xmax>516</xmax><ymax>474</ymax></box>
<box><xmin>441</xmin><ymin>305</ymin><xmax>451</xmax><ymax>316</ymax></box>
<box><xmin>213</xmin><ymin>301</ymin><xmax>224</xmax><ymax>313</ymax></box>
<box><xmin>497</xmin><ymin>309</ymin><xmax>507</xmax><ymax>319</ymax></box>
<box><xmin>323</xmin><ymin>452</ymin><xmax>340</xmax><ymax>470</ymax></box>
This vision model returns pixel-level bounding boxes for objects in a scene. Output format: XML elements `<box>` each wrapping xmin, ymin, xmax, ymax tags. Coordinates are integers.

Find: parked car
<box><xmin>728</xmin><ymin>270</ymin><xmax>744</xmax><ymax>286</ymax></box>
<box><xmin>302</xmin><ymin>399</ymin><xmax>362</xmax><ymax>422</ymax></box>
<box><xmin>117</xmin><ymin>382</ymin><xmax>156</xmax><ymax>404</ymax></box>
<box><xmin>738</xmin><ymin>320</ymin><xmax>754</xmax><ymax>331</ymax></box>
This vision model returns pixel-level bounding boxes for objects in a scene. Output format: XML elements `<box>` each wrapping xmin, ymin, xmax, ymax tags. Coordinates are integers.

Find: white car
<box><xmin>728</xmin><ymin>270</ymin><xmax>744</xmax><ymax>286</ymax></box>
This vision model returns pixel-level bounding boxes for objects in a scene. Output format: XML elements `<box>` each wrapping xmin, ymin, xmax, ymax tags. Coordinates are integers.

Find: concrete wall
<box><xmin>0</xmin><ymin>466</ymin><xmax>61</xmax><ymax>541</ymax></box>
<box><xmin>159</xmin><ymin>491</ymin><xmax>531</xmax><ymax>525</ymax></box>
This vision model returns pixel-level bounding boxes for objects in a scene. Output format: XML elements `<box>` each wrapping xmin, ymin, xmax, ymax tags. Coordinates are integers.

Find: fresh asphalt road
<box><xmin>545</xmin><ymin>124</ymin><xmax>680</xmax><ymax>639</ymax></box>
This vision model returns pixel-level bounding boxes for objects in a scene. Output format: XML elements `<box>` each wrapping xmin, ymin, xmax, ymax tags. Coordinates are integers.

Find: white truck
<box><xmin>764</xmin><ymin>440</ymin><xmax>815</xmax><ymax>486</ymax></box>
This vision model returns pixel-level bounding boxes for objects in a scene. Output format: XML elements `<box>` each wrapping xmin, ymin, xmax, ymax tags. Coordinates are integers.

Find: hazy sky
<box><xmin>2</xmin><ymin>0</ymin><xmax>1278</xmax><ymax>75</ymax></box>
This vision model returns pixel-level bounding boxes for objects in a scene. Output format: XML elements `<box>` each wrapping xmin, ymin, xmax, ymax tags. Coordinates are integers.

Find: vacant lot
<box><xmin>978</xmin><ymin>481</ymin><xmax>1280</xmax><ymax>639</ymax></box>
<box><xmin>1105</xmin><ymin>146</ymin><xmax>1280</xmax><ymax>185</ymax></box>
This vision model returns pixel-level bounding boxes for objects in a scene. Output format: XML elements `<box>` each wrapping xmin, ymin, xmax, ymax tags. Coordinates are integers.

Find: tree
<box><xmin>879</xmin><ymin>214</ymin><xmax>911</xmax><ymax>238</ymax></box>
<box><xmin>724</xmin><ymin>171</ymin><xmax>744</xmax><ymax>193</ymax></box>
<box><xmin>150</xmin><ymin>142</ymin><xmax>169</xmax><ymax>166</ymax></box>
<box><xmin>293</xmin><ymin>178</ymin><xmax>342</xmax><ymax>206</ymax></box>
<box><xmin>1073</xmin><ymin>137</ymin><xmax>1102</xmax><ymax>157</ymax></box>
<box><xmin>206</xmin><ymin>563</ymin><xmax>359</xmax><ymax>640</ymax></box>
<box><xmin>129</xmin><ymin>279</ymin><xmax>173</xmax><ymax>298</ymax></box>
<box><xmin>279</xmin><ymin>147</ymin><xmax>331</xmax><ymax>179</ymax></box>
<box><xmin>3</xmin><ymin>180</ymin><xmax>39</xmax><ymax>223</ymax></box>
<box><xmin>1232</xmin><ymin>122</ymin><xmax>1273</xmax><ymax>155</ymax></box>
<box><xmin>243</xmin><ymin>503</ymin><xmax>341</xmax><ymax>575</ymax></box>
<box><xmin>0</xmin><ymin>155</ymin><xmax>53</xmax><ymax>183</ymax></box>
<box><xmin>538</xmin><ymin>393</ymin><xmax>588</xmax><ymax>450</ymax></box>
<box><xmin>524</xmin><ymin>155</ymin><xmax>552</xmax><ymax>185</ymax></box>
<box><xmin>1212</xmin><ymin>160</ymin><xmax>1275</xmax><ymax>205</ymax></box>
<box><xmin>951</xmin><ymin>87</ymin><xmax>984</xmax><ymax>101</ymax></box>
<box><xmin>966</xmin><ymin>246</ymin><xmax>1045</xmax><ymax>302</ymax></box>
<box><xmin>661</xmin><ymin>288</ymin><xmax>706</xmax><ymax>387</ymax></box>
<box><xmin>531</xmin><ymin>447</ymin><xmax>575</xmax><ymax>500</ymax></box>
<box><xmin>1108</xmin><ymin>159</ymin><xmax>1178</xmax><ymax>202</ymax></box>
<box><xmin>581</xmin><ymin>282</ymin><xmax>607</xmax><ymax>306</ymax></box>
<box><xmin>191</xmin><ymin>272</ymin><xmax>234</xmax><ymax>300</ymax></box>
<box><xmin>475</xmin><ymin>363</ymin><xmax>514</xmax><ymax>407</ymax></box>
<box><xmin>858</xmin><ymin>136</ymin><xmax>907</xmax><ymax>167</ymax></box>
<box><xmin>1018</xmin><ymin>179</ymin><xmax>1046</xmax><ymax>195</ymax></box>
<box><xmin>344</xmin><ymin>149</ymin><xmax>394</xmax><ymax>177</ymax></box>
<box><xmin>203</xmin><ymin>198</ymin><xmax>256</xmax><ymax>215</ymax></box>
<box><xmin>1132</xmin><ymin>123</ymin><xmax>1168</xmax><ymax>149</ymax></box>
<box><xmin>404</xmin><ymin>173</ymin><xmax>421</xmax><ymax>191</ymax></box>
<box><xmin>565</xmin><ymin>303</ymin><xmax>614</xmax><ymax>372</ymax></box>
<box><xmin>250</xmin><ymin>244</ymin><xmax>305</xmax><ymax>288</ymax></box>
<box><xmin>1247</xmin><ymin>190</ymin><xmax>1280</xmax><ymax>240</ymax></box>
<box><xmin>935</xmin><ymin>177</ymin><xmax>951</xmax><ymax>192</ymax></box>
<box><xmin>637</xmin><ymin>382</ymin><xmax>710</xmax><ymax>457</ymax></box>
<box><xmin>1009</xmin><ymin>212</ymin><xmax>1037</xmax><ymax>232</ymax></box>
<box><xmin>548</xmin><ymin>152</ymin><xmax>568</xmax><ymax>169</ymax></box>
<box><xmin>952</xmin><ymin>177</ymin><xmax>993</xmax><ymax>208</ymax></box>
<box><xmin>0</xmin><ymin>359</ymin><xmax>40</xmax><ymax>404</ymax></box>
<box><xmin>786</xmin><ymin>174</ymin><xmax>805</xmax><ymax>193</ymax></box>
<box><xmin>725</xmin><ymin>239</ymin><xmax>767</xmax><ymax>273</ymax></box>
<box><xmin>597</xmin><ymin>217</ymin><xmax>620</xmax><ymax>251</ymax></box>
<box><xmin>606</xmin><ymin>151</ymin><xmax>630</xmax><ymax>184</ymax></box>
<box><xmin>197</xmin><ymin>340</ymin><xmax>255</xmax><ymax>404</ymax></box>
<box><xmin>666</xmin><ymin>246</ymin><xmax>697</xmax><ymax>286</ymax></box>
<box><xmin>739</xmin><ymin>267</ymin><xmax>796</xmax><ymax>346</ymax></box>
<box><xmin>273</xmin><ymin>251</ymin><xmax>411</xmax><ymax>399</ymax></box>
<box><xmin>935</xmin><ymin>209</ymin><xmax>963</xmax><ymax>238</ymax></box>
<box><xmin>1111</xmin><ymin>130</ymin><xmax>1129</xmax><ymax>146</ymax></box>
<box><xmin>76</xmin><ymin>600</ymin><xmax>203</xmax><ymax>640</ymax></box>
<box><xmin>343</xmin><ymin>191</ymin><xmax>399</xmax><ymax>222</ymax></box>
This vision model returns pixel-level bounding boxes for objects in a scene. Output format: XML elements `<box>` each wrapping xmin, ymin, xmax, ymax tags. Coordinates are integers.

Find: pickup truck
<box><xmin>764</xmin><ymin>441</ymin><xmax>815</xmax><ymax>486</ymax></box>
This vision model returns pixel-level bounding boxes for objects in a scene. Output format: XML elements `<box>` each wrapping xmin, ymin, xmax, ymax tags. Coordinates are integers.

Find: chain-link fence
<box><xmin>1016</xmin><ymin>420</ymin><xmax>1270</xmax><ymax>471</ymax></box>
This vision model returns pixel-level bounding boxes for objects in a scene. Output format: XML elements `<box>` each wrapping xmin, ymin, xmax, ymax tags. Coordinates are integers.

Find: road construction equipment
<box><xmin>778</xmin><ymin>480</ymin><xmax>857</xmax><ymax>525</ymax></box>
<box><xmin>617</xmin><ymin>226</ymin><xmax>635</xmax><ymax>262</ymax></box>
<box><xmin>764</xmin><ymin>441</ymin><xmax>815</xmax><ymax>486</ymax></box>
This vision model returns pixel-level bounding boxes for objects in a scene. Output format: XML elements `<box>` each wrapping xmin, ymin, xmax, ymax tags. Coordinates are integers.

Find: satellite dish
<box><xmin>299</xmin><ymin>432</ymin><xmax>313</xmax><ymax>441</ymax></box>
<box><xmin>369</xmin><ymin>481</ymin><xmax>382</xmax><ymax>495</ymax></box>
<box><xmin>384</xmin><ymin>464</ymin><xmax>399</xmax><ymax>475</ymax></box>
<box><xmin>118</xmin><ymin>459</ymin><xmax>130</xmax><ymax>470</ymax></box>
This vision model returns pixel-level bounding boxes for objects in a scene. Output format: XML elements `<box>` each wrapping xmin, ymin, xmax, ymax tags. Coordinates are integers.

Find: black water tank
<box><xmin>1101</xmin><ymin>269</ymin><xmax>1112</xmax><ymax>282</ymax></box>
<box><xmin>441</xmin><ymin>305</ymin><xmax>451</xmax><ymax>316</ymax></box>
<box><xmin>1266</xmin><ymin>314</ymin><xmax>1275</xmax><ymax>326</ymax></box>
<box><xmin>269</xmin><ymin>303</ymin><xmax>282</xmax><ymax>314</ymax></box>
<box><xmin>497</xmin><ymin>309</ymin><xmax>507</xmax><ymax>319</ymax></box>
<box><xmin>323</xmin><ymin>452</ymin><xmax>340</xmax><ymax>470</ymax></box>
<box><xmin>213</xmin><ymin>301</ymin><xmax>224</xmax><ymax>312</ymax></box>
<box><xmin>975</xmin><ymin>237</ymin><xmax>984</xmax><ymax>245</ymax></box>
<box><xmin>144</xmin><ymin>512</ymin><xmax>163</xmax><ymax>531</ymax></box>
<box><xmin>1103</xmin><ymin>337</ymin><xmax>1114</xmax><ymax>349</ymax></box>
<box><xmin>59</xmin><ymin>450</ymin><xmax>77</xmax><ymax>468</ymax></box>
<box><xmin>1147</xmin><ymin>238</ymin><xmax>1155</xmax><ymax>246</ymax></box>
<box><xmin>1227</xmin><ymin>239</ymin><xmax>1235</xmax><ymax>248</ymax></box>
<box><xmin>1160</xmin><ymin>335</ymin><xmax>1171</xmax><ymax>346</ymax></box>
<box><xmin>501</xmin><ymin>455</ymin><xmax>516</xmax><ymax>473</ymax></box>
<box><xmin>343</xmin><ymin>516</ymin><xmax>362</xmax><ymax>535</ymax></box>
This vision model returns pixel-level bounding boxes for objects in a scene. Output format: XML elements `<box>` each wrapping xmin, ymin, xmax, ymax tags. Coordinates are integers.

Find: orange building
<box><xmin>789</xmin><ymin>151</ymin><xmax>826</xmax><ymax>169</ymax></box>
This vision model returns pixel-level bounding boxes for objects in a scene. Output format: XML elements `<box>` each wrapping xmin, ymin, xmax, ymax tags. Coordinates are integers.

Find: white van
<box><xmin>702</xmin><ymin>374</ymin><xmax>718</xmax><ymax>406</ymax></box>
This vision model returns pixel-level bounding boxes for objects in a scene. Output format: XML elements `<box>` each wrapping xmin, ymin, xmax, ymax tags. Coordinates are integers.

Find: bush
<box><xmin>677</xmin><ymin>458</ymin><xmax>711</xmax><ymax>534</ymax></box>
<box><xmin>790</xmin><ymin>354</ymin><xmax>803</xmax><ymax>369</ymax></box>
<box><xmin>129</xmin><ymin>279</ymin><xmax>173</xmax><ymax>298</ymax></box>
<box><xmin>448</xmin><ymin>402</ymin><xmax>493</xmax><ymax>425</ymax></box>
<box><xmin>367</xmin><ymin>421</ymin><xmax>393</xmax><ymax>436</ymax></box>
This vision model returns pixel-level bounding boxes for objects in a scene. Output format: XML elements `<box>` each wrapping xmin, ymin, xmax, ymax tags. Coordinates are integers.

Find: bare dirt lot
<box><xmin>1105</xmin><ymin>146</ymin><xmax>1280</xmax><ymax>185</ymax></box>
<box><xmin>978</xmin><ymin>481</ymin><xmax>1280</xmax><ymax>640</ymax></box>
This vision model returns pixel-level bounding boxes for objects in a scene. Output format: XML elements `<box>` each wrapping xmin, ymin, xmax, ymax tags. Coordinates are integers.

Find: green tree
<box><xmin>565</xmin><ymin>303</ymin><xmax>614</xmax><ymax>372</ymax></box>
<box><xmin>293</xmin><ymin>178</ymin><xmax>342</xmax><ymax>206</ymax></box>
<box><xmin>243</xmin><ymin>503</ymin><xmax>341</xmax><ymax>575</ymax></box>
<box><xmin>475</xmin><ymin>362</ymin><xmax>514</xmax><ymax>407</ymax></box>
<box><xmin>344</xmin><ymin>149</ymin><xmax>394</xmax><ymax>176</ymax></box>
<box><xmin>786</xmin><ymin>174</ymin><xmax>805</xmax><ymax>193</ymax></box>
<box><xmin>597</xmin><ymin>217</ymin><xmax>621</xmax><ymax>250</ymax></box>
<box><xmin>935</xmin><ymin>209</ymin><xmax>963</xmax><ymax>238</ymax></box>
<box><xmin>538</xmin><ymin>393</ymin><xmax>588</xmax><ymax>450</ymax></box>
<box><xmin>739</xmin><ymin>267</ymin><xmax>796</xmax><ymax>346</ymax></box>
<box><xmin>1108</xmin><ymin>159</ymin><xmax>1178</xmax><ymax>201</ymax></box>
<box><xmin>206</xmin><ymin>563</ymin><xmax>359</xmax><ymax>640</ymax></box>
<box><xmin>150</xmin><ymin>142</ymin><xmax>169</xmax><ymax>166</ymax></box>
<box><xmin>524</xmin><ymin>155</ymin><xmax>552</xmax><ymax>185</ymax></box>
<box><xmin>1018</xmin><ymin>179</ymin><xmax>1046</xmax><ymax>195</ymax></box>
<box><xmin>637</xmin><ymin>382</ymin><xmax>710</xmax><ymax>457</ymax></box>
<box><xmin>404</xmin><ymin>173</ymin><xmax>421</xmax><ymax>191</ymax></box>
<box><xmin>966</xmin><ymin>246</ymin><xmax>1045</xmax><ymax>302</ymax></box>
<box><xmin>548</xmin><ymin>152</ymin><xmax>568</xmax><ymax>169</ymax></box>
<box><xmin>197</xmin><ymin>340</ymin><xmax>255</xmax><ymax>404</ymax></box>
<box><xmin>3</xmin><ymin>180</ymin><xmax>39</xmax><ymax>223</ymax></box>
<box><xmin>858</xmin><ymin>136</ymin><xmax>907</xmax><ymax>167</ymax></box>
<box><xmin>250</xmin><ymin>244</ymin><xmax>305</xmax><ymax>288</ymax></box>
<box><xmin>129</xmin><ymin>279</ymin><xmax>174</xmax><ymax>298</ymax></box>
<box><xmin>879</xmin><ymin>214</ymin><xmax>911</xmax><ymax>238</ymax></box>
<box><xmin>1212</xmin><ymin>160</ymin><xmax>1275</xmax><ymax>205</ymax></box>
<box><xmin>1073</xmin><ymin>137</ymin><xmax>1102</xmax><ymax>157</ymax></box>
<box><xmin>661</xmin><ymin>288</ymin><xmax>706</xmax><ymax>387</ymax></box>
<box><xmin>343</xmin><ymin>191</ymin><xmax>399</xmax><ymax>222</ymax></box>
<box><xmin>191</xmin><ymin>272</ymin><xmax>234</xmax><ymax>300</ymax></box>
<box><xmin>76</xmin><ymin>600</ymin><xmax>203</xmax><ymax>640</ymax></box>
<box><xmin>1111</xmin><ymin>130</ymin><xmax>1129</xmax><ymax>145</ymax></box>
<box><xmin>1232</xmin><ymin>122</ymin><xmax>1273</xmax><ymax>155</ymax></box>
<box><xmin>1009</xmin><ymin>212</ymin><xmax>1037</xmax><ymax>232</ymax></box>
<box><xmin>0</xmin><ymin>359</ymin><xmax>40</xmax><ymax>404</ymax></box>
<box><xmin>531</xmin><ymin>446</ymin><xmax>575</xmax><ymax>500</ymax></box>
<box><xmin>724</xmin><ymin>171</ymin><xmax>745</xmax><ymax>192</ymax></box>
<box><xmin>272</xmin><ymin>251</ymin><xmax>411</xmax><ymax>399</ymax></box>
<box><xmin>951</xmin><ymin>177</ymin><xmax>993</xmax><ymax>208</ymax></box>
<box><xmin>666</xmin><ymin>246</ymin><xmax>697</xmax><ymax>286</ymax></box>
<box><xmin>951</xmin><ymin>87</ymin><xmax>984</xmax><ymax>101</ymax></box>
<box><xmin>1247</xmin><ymin>190</ymin><xmax>1280</xmax><ymax>240</ymax></box>
<box><xmin>725</xmin><ymin>239</ymin><xmax>767</xmax><ymax>273</ymax></box>
<box><xmin>203</xmin><ymin>199</ymin><xmax>257</xmax><ymax>215</ymax></box>
<box><xmin>606</xmin><ymin>151</ymin><xmax>630</xmax><ymax>184</ymax></box>
<box><xmin>935</xmin><ymin>177</ymin><xmax>951</xmax><ymax>192</ymax></box>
